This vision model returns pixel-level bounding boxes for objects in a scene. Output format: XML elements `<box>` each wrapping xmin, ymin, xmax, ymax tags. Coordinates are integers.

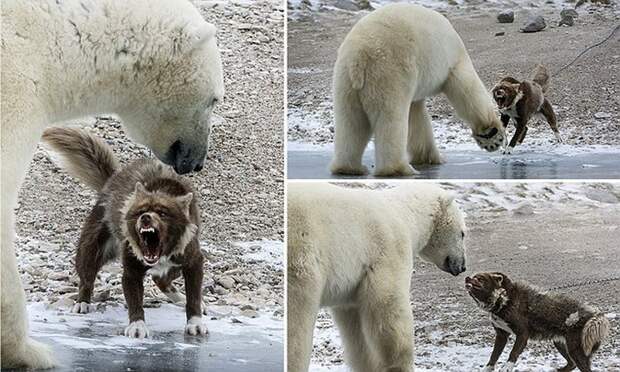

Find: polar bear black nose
<box><xmin>164</xmin><ymin>140</ymin><xmax>206</xmax><ymax>175</ymax></box>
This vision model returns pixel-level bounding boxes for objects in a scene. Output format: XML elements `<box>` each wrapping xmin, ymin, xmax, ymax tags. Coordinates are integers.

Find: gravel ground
<box><xmin>15</xmin><ymin>0</ymin><xmax>284</xmax><ymax>319</ymax></box>
<box><xmin>287</xmin><ymin>1</ymin><xmax>620</xmax><ymax>148</ymax></box>
<box><xmin>309</xmin><ymin>182</ymin><xmax>620</xmax><ymax>371</ymax></box>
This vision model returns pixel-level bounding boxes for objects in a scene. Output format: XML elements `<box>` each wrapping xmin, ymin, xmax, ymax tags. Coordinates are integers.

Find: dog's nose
<box><xmin>140</xmin><ymin>214</ymin><xmax>151</xmax><ymax>225</ymax></box>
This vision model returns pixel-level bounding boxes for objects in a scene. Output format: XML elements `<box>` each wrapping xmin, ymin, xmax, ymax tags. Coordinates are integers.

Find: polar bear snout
<box><xmin>444</xmin><ymin>255</ymin><xmax>466</xmax><ymax>276</ymax></box>
<box><xmin>164</xmin><ymin>140</ymin><xmax>207</xmax><ymax>174</ymax></box>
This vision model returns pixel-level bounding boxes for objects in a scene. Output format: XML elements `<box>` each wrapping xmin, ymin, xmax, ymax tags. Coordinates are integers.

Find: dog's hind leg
<box><xmin>540</xmin><ymin>98</ymin><xmax>562</xmax><ymax>143</ymax></box>
<box><xmin>517</xmin><ymin>126</ymin><xmax>528</xmax><ymax>145</ymax></box>
<box><xmin>566</xmin><ymin>334</ymin><xmax>593</xmax><ymax>372</ymax></box>
<box><xmin>73</xmin><ymin>204</ymin><xmax>114</xmax><ymax>314</ymax></box>
<box><xmin>332</xmin><ymin>305</ymin><xmax>379</xmax><ymax>372</ymax></box>
<box><xmin>554</xmin><ymin>341</ymin><xmax>576</xmax><ymax>372</ymax></box>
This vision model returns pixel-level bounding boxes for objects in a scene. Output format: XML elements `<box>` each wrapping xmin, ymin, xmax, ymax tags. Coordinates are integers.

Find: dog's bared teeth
<box><xmin>139</xmin><ymin>227</ymin><xmax>155</xmax><ymax>234</ymax></box>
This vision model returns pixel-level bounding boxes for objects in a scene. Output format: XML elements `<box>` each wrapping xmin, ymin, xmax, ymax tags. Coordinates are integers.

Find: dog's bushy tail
<box><xmin>531</xmin><ymin>64</ymin><xmax>550</xmax><ymax>93</ymax></box>
<box><xmin>42</xmin><ymin>127</ymin><xmax>119</xmax><ymax>192</ymax></box>
<box><xmin>582</xmin><ymin>313</ymin><xmax>610</xmax><ymax>356</ymax></box>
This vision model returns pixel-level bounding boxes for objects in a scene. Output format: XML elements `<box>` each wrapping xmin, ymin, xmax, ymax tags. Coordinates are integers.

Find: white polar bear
<box><xmin>330</xmin><ymin>4</ymin><xmax>506</xmax><ymax>177</ymax></box>
<box><xmin>287</xmin><ymin>182</ymin><xmax>467</xmax><ymax>372</ymax></box>
<box><xmin>1</xmin><ymin>0</ymin><xmax>223</xmax><ymax>368</ymax></box>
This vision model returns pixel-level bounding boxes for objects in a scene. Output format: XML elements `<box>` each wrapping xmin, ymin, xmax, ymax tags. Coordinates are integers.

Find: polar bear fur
<box><xmin>330</xmin><ymin>4</ymin><xmax>506</xmax><ymax>176</ymax></box>
<box><xmin>1</xmin><ymin>0</ymin><xmax>223</xmax><ymax>368</ymax></box>
<box><xmin>287</xmin><ymin>183</ymin><xmax>467</xmax><ymax>372</ymax></box>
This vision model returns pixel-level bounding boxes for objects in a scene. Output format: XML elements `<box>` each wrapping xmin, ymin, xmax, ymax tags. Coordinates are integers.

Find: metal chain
<box><xmin>545</xmin><ymin>276</ymin><xmax>620</xmax><ymax>292</ymax></box>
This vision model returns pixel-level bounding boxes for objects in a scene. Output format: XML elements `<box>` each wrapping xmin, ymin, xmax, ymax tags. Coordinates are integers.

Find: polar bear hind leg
<box><xmin>332</xmin><ymin>306</ymin><xmax>379</xmax><ymax>372</ymax></box>
<box><xmin>330</xmin><ymin>87</ymin><xmax>371</xmax><ymax>176</ymax></box>
<box><xmin>408</xmin><ymin>100</ymin><xmax>444</xmax><ymax>165</ymax></box>
<box><xmin>358</xmin><ymin>266</ymin><xmax>414</xmax><ymax>372</ymax></box>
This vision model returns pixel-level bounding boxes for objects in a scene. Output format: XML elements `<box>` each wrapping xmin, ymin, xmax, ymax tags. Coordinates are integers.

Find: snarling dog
<box><xmin>492</xmin><ymin>65</ymin><xmax>562</xmax><ymax>154</ymax></box>
<box><xmin>43</xmin><ymin>127</ymin><xmax>208</xmax><ymax>338</ymax></box>
<box><xmin>466</xmin><ymin>272</ymin><xmax>609</xmax><ymax>372</ymax></box>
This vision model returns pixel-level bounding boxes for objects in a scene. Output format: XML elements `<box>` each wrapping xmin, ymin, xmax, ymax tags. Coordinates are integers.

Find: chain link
<box><xmin>546</xmin><ymin>276</ymin><xmax>620</xmax><ymax>292</ymax></box>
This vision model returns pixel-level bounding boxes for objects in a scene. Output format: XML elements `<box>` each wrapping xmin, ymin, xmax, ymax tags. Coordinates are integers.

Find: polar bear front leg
<box><xmin>287</xmin><ymin>274</ymin><xmax>321</xmax><ymax>372</ymax></box>
<box><xmin>408</xmin><ymin>100</ymin><xmax>444</xmax><ymax>165</ymax></box>
<box><xmin>330</xmin><ymin>88</ymin><xmax>371</xmax><ymax>176</ymax></box>
<box><xmin>332</xmin><ymin>306</ymin><xmax>379</xmax><ymax>372</ymax></box>
<box><xmin>359</xmin><ymin>265</ymin><xmax>414</xmax><ymax>371</ymax></box>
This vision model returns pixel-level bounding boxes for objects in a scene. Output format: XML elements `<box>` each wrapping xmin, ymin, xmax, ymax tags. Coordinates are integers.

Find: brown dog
<box><xmin>492</xmin><ymin>65</ymin><xmax>562</xmax><ymax>154</ymax></box>
<box><xmin>43</xmin><ymin>127</ymin><xmax>207</xmax><ymax>338</ymax></box>
<box><xmin>466</xmin><ymin>272</ymin><xmax>609</xmax><ymax>372</ymax></box>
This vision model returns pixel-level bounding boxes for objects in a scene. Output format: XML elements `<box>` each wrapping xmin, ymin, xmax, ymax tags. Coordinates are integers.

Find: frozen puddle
<box><xmin>23</xmin><ymin>302</ymin><xmax>283</xmax><ymax>371</ymax></box>
<box><xmin>287</xmin><ymin>142</ymin><xmax>620</xmax><ymax>179</ymax></box>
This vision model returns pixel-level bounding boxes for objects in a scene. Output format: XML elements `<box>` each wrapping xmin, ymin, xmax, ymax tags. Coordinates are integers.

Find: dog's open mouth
<box><xmin>138</xmin><ymin>226</ymin><xmax>161</xmax><ymax>265</ymax></box>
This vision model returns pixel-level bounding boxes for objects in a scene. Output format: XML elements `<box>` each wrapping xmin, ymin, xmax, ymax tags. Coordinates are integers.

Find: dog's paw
<box><xmin>499</xmin><ymin>361</ymin><xmax>514</xmax><ymax>372</ymax></box>
<box><xmin>481</xmin><ymin>365</ymin><xmax>495</xmax><ymax>372</ymax></box>
<box><xmin>124</xmin><ymin>320</ymin><xmax>150</xmax><ymax>338</ymax></box>
<box><xmin>71</xmin><ymin>301</ymin><xmax>92</xmax><ymax>314</ymax></box>
<box><xmin>554</xmin><ymin>132</ymin><xmax>563</xmax><ymax>143</ymax></box>
<box><xmin>202</xmin><ymin>301</ymin><xmax>208</xmax><ymax>316</ymax></box>
<box><xmin>185</xmin><ymin>316</ymin><xmax>208</xmax><ymax>336</ymax></box>
<box><xmin>503</xmin><ymin>146</ymin><xmax>513</xmax><ymax>155</ymax></box>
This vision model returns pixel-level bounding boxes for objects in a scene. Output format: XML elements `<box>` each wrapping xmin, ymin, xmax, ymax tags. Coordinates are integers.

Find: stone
<box><xmin>217</xmin><ymin>276</ymin><xmax>235</xmax><ymax>289</ymax></box>
<box><xmin>521</xmin><ymin>15</ymin><xmax>546</xmax><ymax>33</ymax></box>
<box><xmin>495</xmin><ymin>31</ymin><xmax>506</xmax><ymax>36</ymax></box>
<box><xmin>560</xmin><ymin>9</ymin><xmax>579</xmax><ymax>18</ymax></box>
<box><xmin>559</xmin><ymin>15</ymin><xmax>574</xmax><ymax>27</ymax></box>
<box><xmin>513</xmin><ymin>203</ymin><xmax>535</xmax><ymax>215</ymax></box>
<box><xmin>497</xmin><ymin>10</ymin><xmax>514</xmax><ymax>23</ymax></box>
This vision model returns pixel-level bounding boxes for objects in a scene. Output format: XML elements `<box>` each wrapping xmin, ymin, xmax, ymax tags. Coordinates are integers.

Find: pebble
<box><xmin>513</xmin><ymin>203</ymin><xmax>535</xmax><ymax>215</ymax></box>
<box><xmin>521</xmin><ymin>15</ymin><xmax>546</xmax><ymax>33</ymax></box>
<box><xmin>497</xmin><ymin>10</ymin><xmax>514</xmax><ymax>23</ymax></box>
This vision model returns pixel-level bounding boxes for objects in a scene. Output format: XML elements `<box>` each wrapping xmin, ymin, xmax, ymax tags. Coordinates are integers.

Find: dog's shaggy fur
<box><xmin>1</xmin><ymin>0</ymin><xmax>222</xmax><ymax>367</ymax></box>
<box><xmin>43</xmin><ymin>127</ymin><xmax>207</xmax><ymax>338</ymax></box>
<box><xmin>466</xmin><ymin>272</ymin><xmax>610</xmax><ymax>372</ymax></box>
<box><xmin>330</xmin><ymin>4</ymin><xmax>506</xmax><ymax>177</ymax></box>
<box><xmin>287</xmin><ymin>183</ymin><xmax>467</xmax><ymax>372</ymax></box>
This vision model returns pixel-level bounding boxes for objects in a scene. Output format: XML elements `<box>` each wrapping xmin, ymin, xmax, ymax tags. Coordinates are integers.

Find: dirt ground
<box><xmin>309</xmin><ymin>183</ymin><xmax>620</xmax><ymax>371</ymax></box>
<box><xmin>287</xmin><ymin>2</ymin><xmax>620</xmax><ymax>146</ymax></box>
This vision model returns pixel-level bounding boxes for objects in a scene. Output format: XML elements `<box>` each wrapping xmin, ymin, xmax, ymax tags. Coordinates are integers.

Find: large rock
<box><xmin>521</xmin><ymin>15</ymin><xmax>546</xmax><ymax>33</ymax></box>
<box><xmin>559</xmin><ymin>15</ymin><xmax>575</xmax><ymax>27</ymax></box>
<box><xmin>498</xmin><ymin>10</ymin><xmax>515</xmax><ymax>23</ymax></box>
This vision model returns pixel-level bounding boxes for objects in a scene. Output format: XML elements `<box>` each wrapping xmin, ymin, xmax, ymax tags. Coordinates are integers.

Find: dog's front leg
<box><xmin>482</xmin><ymin>328</ymin><xmax>510</xmax><ymax>371</ymax></box>
<box><xmin>183</xmin><ymin>239</ymin><xmax>207</xmax><ymax>335</ymax></box>
<box><xmin>122</xmin><ymin>249</ymin><xmax>149</xmax><ymax>338</ymax></box>
<box><xmin>500</xmin><ymin>332</ymin><xmax>528</xmax><ymax>372</ymax></box>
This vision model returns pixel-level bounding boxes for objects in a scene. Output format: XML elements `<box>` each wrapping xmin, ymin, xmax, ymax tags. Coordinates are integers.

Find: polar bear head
<box><xmin>419</xmin><ymin>194</ymin><xmax>466</xmax><ymax>276</ymax></box>
<box><xmin>117</xmin><ymin>21</ymin><xmax>224</xmax><ymax>174</ymax></box>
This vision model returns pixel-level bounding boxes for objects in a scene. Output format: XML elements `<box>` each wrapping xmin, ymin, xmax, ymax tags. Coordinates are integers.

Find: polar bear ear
<box><xmin>439</xmin><ymin>193</ymin><xmax>456</xmax><ymax>211</ymax></box>
<box><xmin>189</xmin><ymin>23</ymin><xmax>217</xmax><ymax>51</ymax></box>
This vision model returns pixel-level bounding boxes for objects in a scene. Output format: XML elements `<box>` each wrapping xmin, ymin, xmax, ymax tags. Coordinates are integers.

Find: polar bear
<box><xmin>1</xmin><ymin>0</ymin><xmax>223</xmax><ymax>368</ymax></box>
<box><xmin>287</xmin><ymin>182</ymin><xmax>467</xmax><ymax>372</ymax></box>
<box><xmin>330</xmin><ymin>4</ymin><xmax>506</xmax><ymax>177</ymax></box>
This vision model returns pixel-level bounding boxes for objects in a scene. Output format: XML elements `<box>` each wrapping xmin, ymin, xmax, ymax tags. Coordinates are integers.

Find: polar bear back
<box><xmin>336</xmin><ymin>4</ymin><xmax>469</xmax><ymax>100</ymax></box>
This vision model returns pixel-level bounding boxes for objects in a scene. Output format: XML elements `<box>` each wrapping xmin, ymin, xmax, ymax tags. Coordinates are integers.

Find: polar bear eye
<box><xmin>210</xmin><ymin>97</ymin><xmax>219</xmax><ymax>106</ymax></box>
<box><xmin>461</xmin><ymin>231</ymin><xmax>465</xmax><ymax>239</ymax></box>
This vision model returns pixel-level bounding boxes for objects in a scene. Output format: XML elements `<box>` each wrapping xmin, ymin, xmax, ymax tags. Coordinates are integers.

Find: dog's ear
<box><xmin>134</xmin><ymin>182</ymin><xmax>148</xmax><ymax>197</ymax></box>
<box><xmin>490</xmin><ymin>272</ymin><xmax>508</xmax><ymax>286</ymax></box>
<box><xmin>500</xmin><ymin>76</ymin><xmax>520</xmax><ymax>84</ymax></box>
<box><xmin>176</xmin><ymin>192</ymin><xmax>193</xmax><ymax>216</ymax></box>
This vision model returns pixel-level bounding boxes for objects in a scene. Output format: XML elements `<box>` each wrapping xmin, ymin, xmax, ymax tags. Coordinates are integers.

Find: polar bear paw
<box><xmin>3</xmin><ymin>338</ymin><xmax>56</xmax><ymax>369</ymax></box>
<box><xmin>185</xmin><ymin>316</ymin><xmax>208</xmax><ymax>336</ymax></box>
<box><xmin>374</xmin><ymin>163</ymin><xmax>418</xmax><ymax>177</ymax></box>
<box><xmin>124</xmin><ymin>320</ymin><xmax>150</xmax><ymax>338</ymax></box>
<box><xmin>71</xmin><ymin>301</ymin><xmax>93</xmax><ymax>314</ymax></box>
<box><xmin>330</xmin><ymin>162</ymin><xmax>369</xmax><ymax>176</ymax></box>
